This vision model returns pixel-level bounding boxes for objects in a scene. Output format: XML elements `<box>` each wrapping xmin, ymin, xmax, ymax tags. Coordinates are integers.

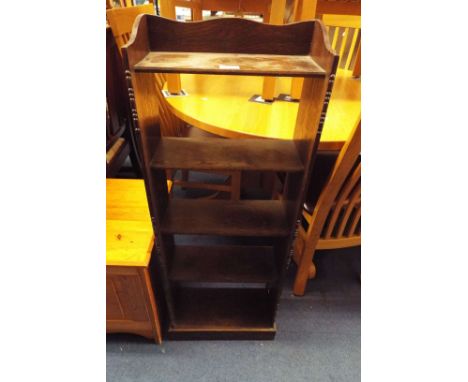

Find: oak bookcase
<box><xmin>123</xmin><ymin>15</ymin><xmax>337</xmax><ymax>340</ymax></box>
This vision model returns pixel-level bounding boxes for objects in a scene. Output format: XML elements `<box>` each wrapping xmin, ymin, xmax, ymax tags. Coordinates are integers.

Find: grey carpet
<box><xmin>107</xmin><ymin>246</ymin><xmax>360</xmax><ymax>382</ymax></box>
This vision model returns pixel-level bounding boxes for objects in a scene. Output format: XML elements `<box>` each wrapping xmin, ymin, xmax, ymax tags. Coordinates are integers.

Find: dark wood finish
<box><xmin>169</xmin><ymin>245</ymin><xmax>276</xmax><ymax>283</ymax></box>
<box><xmin>161</xmin><ymin>199</ymin><xmax>291</xmax><ymax>236</ymax></box>
<box><xmin>117</xmin><ymin>12</ymin><xmax>241</xmax><ymax>200</ymax></box>
<box><xmin>106</xmin><ymin>27</ymin><xmax>142</xmax><ymax>178</ymax></box>
<box><xmin>175</xmin><ymin>126</ymin><xmax>242</xmax><ymax>200</ymax></box>
<box><xmin>126</xmin><ymin>72</ymin><xmax>171</xmax><ymax>228</ymax></box>
<box><xmin>146</xmin><ymin>16</ymin><xmax>314</xmax><ymax>55</ymax></box>
<box><xmin>106</xmin><ymin>266</ymin><xmax>162</xmax><ymax>343</ymax></box>
<box><xmin>275</xmin><ymin>19</ymin><xmax>339</xmax><ymax>321</ymax></box>
<box><xmin>122</xmin><ymin>74</ymin><xmax>179</xmax><ymax>329</ymax></box>
<box><xmin>171</xmin><ymin>287</ymin><xmax>275</xmax><ymax>330</ymax></box>
<box><xmin>150</xmin><ymin>137</ymin><xmax>305</xmax><ymax>172</ymax></box>
<box><xmin>123</xmin><ymin>15</ymin><xmax>337</xmax><ymax>340</ymax></box>
<box><xmin>135</xmin><ymin>51</ymin><xmax>326</xmax><ymax>77</ymax></box>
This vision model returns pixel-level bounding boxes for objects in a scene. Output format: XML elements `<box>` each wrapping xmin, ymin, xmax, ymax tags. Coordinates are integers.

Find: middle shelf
<box><xmin>150</xmin><ymin>137</ymin><xmax>304</xmax><ymax>172</ymax></box>
<box><xmin>161</xmin><ymin>199</ymin><xmax>291</xmax><ymax>237</ymax></box>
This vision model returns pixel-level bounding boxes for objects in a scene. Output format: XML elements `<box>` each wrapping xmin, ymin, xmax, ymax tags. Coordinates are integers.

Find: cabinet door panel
<box><xmin>106</xmin><ymin>278</ymin><xmax>124</xmax><ymax>320</ymax></box>
<box><xmin>113</xmin><ymin>275</ymin><xmax>149</xmax><ymax>321</ymax></box>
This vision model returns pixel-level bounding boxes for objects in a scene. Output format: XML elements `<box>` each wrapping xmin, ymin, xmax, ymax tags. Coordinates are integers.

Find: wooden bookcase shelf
<box><xmin>161</xmin><ymin>199</ymin><xmax>290</xmax><ymax>236</ymax></box>
<box><xmin>134</xmin><ymin>51</ymin><xmax>326</xmax><ymax>77</ymax></box>
<box><xmin>150</xmin><ymin>138</ymin><xmax>305</xmax><ymax>172</ymax></box>
<box><xmin>170</xmin><ymin>287</ymin><xmax>275</xmax><ymax>337</ymax></box>
<box><xmin>169</xmin><ymin>245</ymin><xmax>277</xmax><ymax>283</ymax></box>
<box><xmin>123</xmin><ymin>15</ymin><xmax>337</xmax><ymax>340</ymax></box>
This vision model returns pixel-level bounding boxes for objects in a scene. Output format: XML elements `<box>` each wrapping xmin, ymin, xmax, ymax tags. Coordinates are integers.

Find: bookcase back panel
<box><xmin>146</xmin><ymin>16</ymin><xmax>315</xmax><ymax>55</ymax></box>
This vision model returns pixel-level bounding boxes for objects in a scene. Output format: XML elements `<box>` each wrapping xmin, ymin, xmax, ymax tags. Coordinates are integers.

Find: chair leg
<box><xmin>293</xmin><ymin>272</ymin><xmax>308</xmax><ymax>296</ymax></box>
<box><xmin>293</xmin><ymin>243</ymin><xmax>318</xmax><ymax>296</ymax></box>
<box><xmin>308</xmin><ymin>261</ymin><xmax>317</xmax><ymax>279</ymax></box>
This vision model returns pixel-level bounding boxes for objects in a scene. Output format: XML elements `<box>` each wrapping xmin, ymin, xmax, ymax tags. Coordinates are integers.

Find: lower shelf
<box><xmin>168</xmin><ymin>287</ymin><xmax>276</xmax><ymax>340</ymax></box>
<box><xmin>169</xmin><ymin>245</ymin><xmax>277</xmax><ymax>283</ymax></box>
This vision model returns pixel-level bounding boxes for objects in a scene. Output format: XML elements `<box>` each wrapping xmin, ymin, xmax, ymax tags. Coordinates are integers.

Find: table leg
<box><xmin>261</xmin><ymin>0</ymin><xmax>286</xmax><ymax>101</ymax></box>
<box><xmin>160</xmin><ymin>0</ymin><xmax>182</xmax><ymax>94</ymax></box>
<box><xmin>288</xmin><ymin>0</ymin><xmax>318</xmax><ymax>99</ymax></box>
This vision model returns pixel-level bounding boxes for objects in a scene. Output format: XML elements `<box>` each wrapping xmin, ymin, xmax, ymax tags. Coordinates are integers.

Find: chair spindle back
<box><xmin>322</xmin><ymin>14</ymin><xmax>361</xmax><ymax>72</ymax></box>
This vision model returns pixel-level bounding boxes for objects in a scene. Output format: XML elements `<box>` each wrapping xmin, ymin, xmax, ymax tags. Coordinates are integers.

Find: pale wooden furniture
<box><xmin>162</xmin><ymin>71</ymin><xmax>359</xmax><ymax>151</ymax></box>
<box><xmin>287</xmin><ymin>0</ymin><xmax>317</xmax><ymax>100</ymax></box>
<box><xmin>106</xmin><ymin>4</ymin><xmax>155</xmax><ymax>50</ymax></box>
<box><xmin>106</xmin><ymin>179</ymin><xmax>162</xmax><ymax>343</ymax></box>
<box><xmin>292</xmin><ymin>118</ymin><xmax>361</xmax><ymax>296</ymax></box>
<box><xmin>288</xmin><ymin>12</ymin><xmax>360</xmax><ymax>99</ymax></box>
<box><xmin>316</xmin><ymin>0</ymin><xmax>360</xmax><ymax>16</ymax></box>
<box><xmin>166</xmin><ymin>0</ymin><xmax>272</xmax><ymax>21</ymax></box>
<box><xmin>107</xmin><ymin>0</ymin><xmax>154</xmax><ymax>8</ymax></box>
<box><xmin>289</xmin><ymin>0</ymin><xmax>361</xmax><ymax>97</ymax></box>
<box><xmin>123</xmin><ymin>15</ymin><xmax>337</xmax><ymax>339</ymax></box>
<box><xmin>322</xmin><ymin>14</ymin><xmax>361</xmax><ymax>75</ymax></box>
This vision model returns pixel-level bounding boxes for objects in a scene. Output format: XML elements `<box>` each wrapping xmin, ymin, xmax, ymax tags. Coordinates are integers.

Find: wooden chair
<box><xmin>167</xmin><ymin>0</ymin><xmax>272</xmax><ymax>22</ymax></box>
<box><xmin>106</xmin><ymin>27</ymin><xmax>142</xmax><ymax>177</ymax></box>
<box><xmin>107</xmin><ymin>4</ymin><xmax>156</xmax><ymax>49</ymax></box>
<box><xmin>322</xmin><ymin>14</ymin><xmax>361</xmax><ymax>77</ymax></box>
<box><xmin>107</xmin><ymin>0</ymin><xmax>153</xmax><ymax>9</ymax></box>
<box><xmin>288</xmin><ymin>1</ymin><xmax>360</xmax><ymax>98</ymax></box>
<box><xmin>292</xmin><ymin>117</ymin><xmax>361</xmax><ymax>296</ymax></box>
<box><xmin>107</xmin><ymin>4</ymin><xmax>241</xmax><ymax>198</ymax></box>
<box><xmin>316</xmin><ymin>0</ymin><xmax>360</xmax><ymax>17</ymax></box>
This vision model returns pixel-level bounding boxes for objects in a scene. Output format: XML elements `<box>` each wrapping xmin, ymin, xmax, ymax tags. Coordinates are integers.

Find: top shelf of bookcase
<box><xmin>134</xmin><ymin>51</ymin><xmax>326</xmax><ymax>77</ymax></box>
<box><xmin>124</xmin><ymin>15</ymin><xmax>336</xmax><ymax>78</ymax></box>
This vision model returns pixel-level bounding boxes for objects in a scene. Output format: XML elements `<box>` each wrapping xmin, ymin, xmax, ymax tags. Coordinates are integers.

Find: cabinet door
<box><xmin>106</xmin><ymin>266</ymin><xmax>150</xmax><ymax>322</ymax></box>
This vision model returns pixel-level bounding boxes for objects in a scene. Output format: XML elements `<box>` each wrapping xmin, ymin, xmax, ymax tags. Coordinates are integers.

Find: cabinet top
<box><xmin>107</xmin><ymin>179</ymin><xmax>165</xmax><ymax>267</ymax></box>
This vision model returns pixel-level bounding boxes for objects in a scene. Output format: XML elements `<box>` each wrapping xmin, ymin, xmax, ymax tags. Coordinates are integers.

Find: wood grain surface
<box><xmin>135</xmin><ymin>51</ymin><xmax>326</xmax><ymax>77</ymax></box>
<box><xmin>150</xmin><ymin>137</ymin><xmax>304</xmax><ymax>172</ymax></box>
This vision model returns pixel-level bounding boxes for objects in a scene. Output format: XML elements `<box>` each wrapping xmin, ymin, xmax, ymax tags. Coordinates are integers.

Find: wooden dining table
<box><xmin>163</xmin><ymin>69</ymin><xmax>360</xmax><ymax>151</ymax></box>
